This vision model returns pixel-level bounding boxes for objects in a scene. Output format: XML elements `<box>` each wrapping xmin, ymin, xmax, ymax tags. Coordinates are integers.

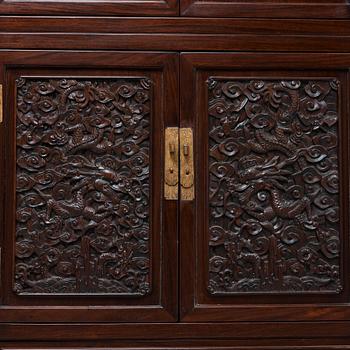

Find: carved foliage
<box><xmin>15</xmin><ymin>77</ymin><xmax>152</xmax><ymax>295</ymax></box>
<box><xmin>208</xmin><ymin>78</ymin><xmax>341</xmax><ymax>294</ymax></box>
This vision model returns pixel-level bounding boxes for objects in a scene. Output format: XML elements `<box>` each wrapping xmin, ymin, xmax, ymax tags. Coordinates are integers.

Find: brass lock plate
<box><xmin>180</xmin><ymin>128</ymin><xmax>194</xmax><ymax>200</ymax></box>
<box><xmin>164</xmin><ymin>127</ymin><xmax>179</xmax><ymax>200</ymax></box>
<box><xmin>164</xmin><ymin>127</ymin><xmax>194</xmax><ymax>201</ymax></box>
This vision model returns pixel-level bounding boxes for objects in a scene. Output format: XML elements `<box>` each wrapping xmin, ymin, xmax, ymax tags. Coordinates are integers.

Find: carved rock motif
<box><xmin>208</xmin><ymin>78</ymin><xmax>342</xmax><ymax>294</ymax></box>
<box><xmin>15</xmin><ymin>77</ymin><xmax>152</xmax><ymax>295</ymax></box>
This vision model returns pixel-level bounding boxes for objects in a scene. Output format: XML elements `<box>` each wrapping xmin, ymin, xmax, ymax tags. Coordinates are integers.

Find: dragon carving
<box><xmin>15</xmin><ymin>77</ymin><xmax>152</xmax><ymax>295</ymax></box>
<box><xmin>208</xmin><ymin>78</ymin><xmax>342</xmax><ymax>294</ymax></box>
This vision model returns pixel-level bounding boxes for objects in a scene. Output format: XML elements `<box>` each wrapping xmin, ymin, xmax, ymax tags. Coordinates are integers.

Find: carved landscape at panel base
<box><xmin>15</xmin><ymin>77</ymin><xmax>152</xmax><ymax>295</ymax></box>
<box><xmin>208</xmin><ymin>78</ymin><xmax>341</xmax><ymax>294</ymax></box>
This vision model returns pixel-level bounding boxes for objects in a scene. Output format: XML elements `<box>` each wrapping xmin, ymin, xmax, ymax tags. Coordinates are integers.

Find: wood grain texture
<box><xmin>1</xmin><ymin>322</ymin><xmax>350</xmax><ymax>341</ymax></box>
<box><xmin>2</xmin><ymin>342</ymin><xmax>350</xmax><ymax>348</ymax></box>
<box><xmin>3</xmin><ymin>17</ymin><xmax>350</xmax><ymax>36</ymax></box>
<box><xmin>3</xmin><ymin>347</ymin><xmax>350</xmax><ymax>350</ymax></box>
<box><xmin>180</xmin><ymin>52</ymin><xmax>350</xmax><ymax>322</ymax></box>
<box><xmin>0</xmin><ymin>50</ymin><xmax>179</xmax><ymax>322</ymax></box>
<box><xmin>180</xmin><ymin>0</ymin><xmax>350</xmax><ymax>18</ymax></box>
<box><xmin>0</xmin><ymin>0</ymin><xmax>178</xmax><ymax>16</ymax></box>
<box><xmin>2</xmin><ymin>33</ymin><xmax>350</xmax><ymax>52</ymax></box>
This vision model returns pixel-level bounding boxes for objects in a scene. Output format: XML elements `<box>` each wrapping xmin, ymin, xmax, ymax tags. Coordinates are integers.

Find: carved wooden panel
<box><xmin>208</xmin><ymin>78</ymin><xmax>341</xmax><ymax>294</ymax></box>
<box><xmin>14</xmin><ymin>77</ymin><xmax>152</xmax><ymax>295</ymax></box>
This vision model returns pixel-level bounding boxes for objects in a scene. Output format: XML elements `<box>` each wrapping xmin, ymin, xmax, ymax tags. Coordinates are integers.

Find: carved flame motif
<box><xmin>208</xmin><ymin>78</ymin><xmax>342</xmax><ymax>294</ymax></box>
<box><xmin>15</xmin><ymin>77</ymin><xmax>152</xmax><ymax>295</ymax></box>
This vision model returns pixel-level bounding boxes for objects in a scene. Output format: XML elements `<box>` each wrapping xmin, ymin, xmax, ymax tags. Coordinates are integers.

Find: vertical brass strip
<box><xmin>164</xmin><ymin>127</ymin><xmax>179</xmax><ymax>200</ymax></box>
<box><xmin>180</xmin><ymin>128</ymin><xmax>194</xmax><ymax>200</ymax></box>
<box><xmin>0</xmin><ymin>84</ymin><xmax>3</xmax><ymax>124</ymax></box>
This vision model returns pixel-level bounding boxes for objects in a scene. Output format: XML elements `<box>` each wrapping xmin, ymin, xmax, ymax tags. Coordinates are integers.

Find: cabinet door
<box><xmin>0</xmin><ymin>51</ymin><xmax>178</xmax><ymax>322</ymax></box>
<box><xmin>180</xmin><ymin>53</ymin><xmax>350</xmax><ymax>322</ymax></box>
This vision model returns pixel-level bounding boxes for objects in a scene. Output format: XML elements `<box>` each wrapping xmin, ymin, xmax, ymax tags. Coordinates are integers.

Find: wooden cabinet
<box><xmin>1</xmin><ymin>3</ymin><xmax>350</xmax><ymax>349</ymax></box>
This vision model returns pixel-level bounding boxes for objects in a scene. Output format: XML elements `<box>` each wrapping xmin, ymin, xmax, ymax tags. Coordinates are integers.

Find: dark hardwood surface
<box><xmin>0</xmin><ymin>51</ymin><xmax>179</xmax><ymax>322</ymax></box>
<box><xmin>1</xmin><ymin>322</ymin><xmax>350</xmax><ymax>341</ymax></box>
<box><xmin>1</xmin><ymin>1</ymin><xmax>350</xmax><ymax>346</ymax></box>
<box><xmin>2</xmin><ymin>17</ymin><xmax>350</xmax><ymax>35</ymax></box>
<box><xmin>0</xmin><ymin>0</ymin><xmax>178</xmax><ymax>16</ymax></box>
<box><xmin>2</xmin><ymin>344</ymin><xmax>350</xmax><ymax>350</ymax></box>
<box><xmin>180</xmin><ymin>0</ymin><xmax>350</xmax><ymax>18</ymax></box>
<box><xmin>0</xmin><ymin>0</ymin><xmax>348</xmax><ymax>18</ymax></box>
<box><xmin>2</xmin><ymin>34</ymin><xmax>350</xmax><ymax>52</ymax></box>
<box><xmin>3</xmin><ymin>345</ymin><xmax>350</xmax><ymax>350</ymax></box>
<box><xmin>1</xmin><ymin>17</ymin><xmax>350</xmax><ymax>52</ymax></box>
<box><xmin>180</xmin><ymin>52</ymin><xmax>350</xmax><ymax>322</ymax></box>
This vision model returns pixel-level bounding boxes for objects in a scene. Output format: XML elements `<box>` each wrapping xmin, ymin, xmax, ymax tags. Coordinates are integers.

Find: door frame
<box><xmin>0</xmin><ymin>50</ymin><xmax>179</xmax><ymax>322</ymax></box>
<box><xmin>180</xmin><ymin>52</ymin><xmax>350</xmax><ymax>322</ymax></box>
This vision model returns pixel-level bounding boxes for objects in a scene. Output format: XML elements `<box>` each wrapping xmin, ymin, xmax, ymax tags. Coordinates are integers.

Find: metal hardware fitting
<box><xmin>164</xmin><ymin>127</ymin><xmax>179</xmax><ymax>200</ymax></box>
<box><xmin>180</xmin><ymin>128</ymin><xmax>194</xmax><ymax>200</ymax></box>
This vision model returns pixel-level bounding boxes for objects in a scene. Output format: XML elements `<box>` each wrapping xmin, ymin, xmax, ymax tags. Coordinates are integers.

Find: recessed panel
<box><xmin>207</xmin><ymin>78</ymin><xmax>341</xmax><ymax>295</ymax></box>
<box><xmin>15</xmin><ymin>77</ymin><xmax>152</xmax><ymax>295</ymax></box>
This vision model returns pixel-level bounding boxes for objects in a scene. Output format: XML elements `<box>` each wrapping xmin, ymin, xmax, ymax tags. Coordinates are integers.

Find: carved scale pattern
<box><xmin>15</xmin><ymin>77</ymin><xmax>152</xmax><ymax>295</ymax></box>
<box><xmin>208</xmin><ymin>78</ymin><xmax>341</xmax><ymax>294</ymax></box>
